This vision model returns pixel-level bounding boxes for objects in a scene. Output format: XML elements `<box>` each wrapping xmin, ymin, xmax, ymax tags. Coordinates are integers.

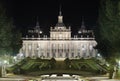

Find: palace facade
<box><xmin>19</xmin><ymin>10</ymin><xmax>97</xmax><ymax>59</ymax></box>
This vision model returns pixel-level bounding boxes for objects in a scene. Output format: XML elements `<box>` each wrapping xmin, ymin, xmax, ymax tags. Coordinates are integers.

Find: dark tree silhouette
<box><xmin>95</xmin><ymin>0</ymin><xmax>120</xmax><ymax>79</ymax></box>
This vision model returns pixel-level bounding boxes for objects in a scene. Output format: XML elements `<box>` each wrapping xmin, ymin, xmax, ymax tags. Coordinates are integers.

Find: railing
<box><xmin>22</xmin><ymin>37</ymin><xmax>95</xmax><ymax>40</ymax></box>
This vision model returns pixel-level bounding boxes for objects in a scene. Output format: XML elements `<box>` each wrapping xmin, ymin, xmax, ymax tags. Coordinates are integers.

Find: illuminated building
<box><xmin>20</xmin><ymin>9</ymin><xmax>97</xmax><ymax>60</ymax></box>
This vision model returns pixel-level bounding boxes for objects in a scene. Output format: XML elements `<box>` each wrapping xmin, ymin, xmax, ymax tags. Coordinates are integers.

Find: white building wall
<box><xmin>20</xmin><ymin>39</ymin><xmax>97</xmax><ymax>59</ymax></box>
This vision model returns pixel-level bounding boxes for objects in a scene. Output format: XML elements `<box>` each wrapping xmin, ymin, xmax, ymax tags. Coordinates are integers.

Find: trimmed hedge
<box><xmin>8</xmin><ymin>57</ymin><xmax>55</xmax><ymax>74</ymax></box>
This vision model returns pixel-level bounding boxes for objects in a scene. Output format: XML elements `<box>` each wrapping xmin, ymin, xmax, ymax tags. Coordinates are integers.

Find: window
<box><xmin>78</xmin><ymin>53</ymin><xmax>80</xmax><ymax>56</ymax></box>
<box><xmin>53</xmin><ymin>53</ymin><xmax>56</xmax><ymax>58</ymax></box>
<box><xmin>71</xmin><ymin>53</ymin><xmax>74</xmax><ymax>57</ymax></box>
<box><xmin>28</xmin><ymin>44</ymin><xmax>32</xmax><ymax>50</ymax></box>
<box><xmin>47</xmin><ymin>53</ymin><xmax>49</xmax><ymax>57</ymax></box>
<box><xmin>60</xmin><ymin>52</ymin><xmax>62</xmax><ymax>57</ymax></box>
<box><xmin>59</xmin><ymin>34</ymin><xmax>62</xmax><ymax>39</ymax></box>
<box><xmin>89</xmin><ymin>45</ymin><xmax>93</xmax><ymax>50</ymax></box>
<box><xmin>66</xmin><ymin>53</ymin><xmax>68</xmax><ymax>58</ymax></box>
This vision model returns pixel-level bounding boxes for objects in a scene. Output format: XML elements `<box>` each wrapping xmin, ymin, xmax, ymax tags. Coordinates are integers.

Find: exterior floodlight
<box><xmin>97</xmin><ymin>53</ymin><xmax>100</xmax><ymax>57</ymax></box>
<box><xmin>119</xmin><ymin>61</ymin><xmax>120</xmax><ymax>66</ymax></box>
<box><xmin>20</xmin><ymin>53</ymin><xmax>23</xmax><ymax>57</ymax></box>
<box><xmin>78</xmin><ymin>31</ymin><xmax>81</xmax><ymax>34</ymax></box>
<box><xmin>106</xmin><ymin>63</ymin><xmax>109</xmax><ymax>67</ymax></box>
<box><xmin>82</xmin><ymin>47</ymin><xmax>85</xmax><ymax>51</ymax></box>
<box><xmin>13</xmin><ymin>56</ymin><xmax>17</xmax><ymax>61</ymax></box>
<box><xmin>39</xmin><ymin>31</ymin><xmax>42</xmax><ymax>34</ymax></box>
<box><xmin>13</xmin><ymin>56</ymin><xmax>17</xmax><ymax>59</ymax></box>
<box><xmin>4</xmin><ymin>60</ymin><xmax>7</xmax><ymax>64</ymax></box>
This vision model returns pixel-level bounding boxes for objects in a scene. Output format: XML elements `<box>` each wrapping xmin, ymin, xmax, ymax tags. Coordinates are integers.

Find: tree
<box><xmin>50</xmin><ymin>58</ymin><xmax>56</xmax><ymax>69</ymax></box>
<box><xmin>11</xmin><ymin>27</ymin><xmax>22</xmax><ymax>55</ymax></box>
<box><xmin>64</xmin><ymin>58</ymin><xmax>71</xmax><ymax>69</ymax></box>
<box><xmin>0</xmin><ymin>4</ymin><xmax>12</xmax><ymax>55</ymax></box>
<box><xmin>0</xmin><ymin>2</ymin><xmax>22</xmax><ymax>56</ymax></box>
<box><xmin>95</xmin><ymin>0</ymin><xmax>120</xmax><ymax>79</ymax></box>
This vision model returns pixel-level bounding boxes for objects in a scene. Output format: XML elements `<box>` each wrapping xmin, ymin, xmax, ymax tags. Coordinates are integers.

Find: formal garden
<box><xmin>6</xmin><ymin>57</ymin><xmax>109</xmax><ymax>77</ymax></box>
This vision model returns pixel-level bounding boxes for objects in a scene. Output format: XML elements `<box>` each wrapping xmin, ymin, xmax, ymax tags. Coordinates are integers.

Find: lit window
<box><xmin>29</xmin><ymin>44</ymin><xmax>32</xmax><ymax>50</ymax></box>
<box><xmin>89</xmin><ymin>45</ymin><xmax>93</xmax><ymax>50</ymax></box>
<box><xmin>59</xmin><ymin>34</ymin><xmax>62</xmax><ymax>39</ymax></box>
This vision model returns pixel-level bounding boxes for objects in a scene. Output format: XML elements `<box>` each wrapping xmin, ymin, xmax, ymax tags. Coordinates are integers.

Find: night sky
<box><xmin>4</xmin><ymin>0</ymin><xmax>99</xmax><ymax>36</ymax></box>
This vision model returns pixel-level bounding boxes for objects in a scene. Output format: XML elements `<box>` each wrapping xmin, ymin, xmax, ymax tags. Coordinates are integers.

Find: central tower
<box><xmin>50</xmin><ymin>7</ymin><xmax>71</xmax><ymax>40</ymax></box>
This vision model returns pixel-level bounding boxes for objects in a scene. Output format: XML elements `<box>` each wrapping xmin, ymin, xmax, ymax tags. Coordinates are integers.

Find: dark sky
<box><xmin>4</xmin><ymin>0</ymin><xmax>99</xmax><ymax>35</ymax></box>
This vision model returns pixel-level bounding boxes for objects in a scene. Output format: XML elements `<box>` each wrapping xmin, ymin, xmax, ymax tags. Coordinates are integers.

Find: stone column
<box><xmin>87</xmin><ymin>43</ymin><xmax>89</xmax><ymax>57</ymax></box>
<box><xmin>68</xmin><ymin>43</ymin><xmax>71</xmax><ymax>58</ymax></box>
<box><xmin>44</xmin><ymin>43</ymin><xmax>47</xmax><ymax>58</ymax></box>
<box><xmin>65</xmin><ymin>42</ymin><xmax>69</xmax><ymax>58</ymax></box>
<box><xmin>70</xmin><ymin>42</ymin><xmax>73</xmax><ymax>58</ymax></box>
<box><xmin>25</xmin><ymin>43</ymin><xmax>28</xmax><ymax>57</ymax></box>
<box><xmin>68</xmin><ymin>43</ymin><xmax>70</xmax><ymax>58</ymax></box>
<box><xmin>62</xmin><ymin>44</ymin><xmax>63</xmax><ymax>58</ymax></box>
<box><xmin>49</xmin><ymin>42</ymin><xmax>52</xmax><ymax>58</ymax></box>
<box><xmin>75</xmin><ymin>44</ymin><xmax>78</xmax><ymax>58</ymax></box>
<box><xmin>56</xmin><ymin>43</ymin><xmax>58</xmax><ymax>58</ymax></box>
<box><xmin>32</xmin><ymin>43</ymin><xmax>35</xmax><ymax>57</ymax></box>
<box><xmin>69</xmin><ymin>42</ymin><xmax>72</xmax><ymax>58</ymax></box>
<box><xmin>46</xmin><ymin>43</ymin><xmax>48</xmax><ymax>58</ymax></box>
<box><xmin>43</xmin><ymin>46</ymin><xmax>45</xmax><ymax>58</ymax></box>
<box><xmin>37</xmin><ymin>44</ymin><xmax>39</xmax><ymax>58</ymax></box>
<box><xmin>76</xmin><ymin>44</ymin><xmax>79</xmax><ymax>57</ymax></box>
<box><xmin>93</xmin><ymin>48</ymin><xmax>97</xmax><ymax>57</ymax></box>
<box><xmin>80</xmin><ymin>43</ymin><xmax>83</xmax><ymax>57</ymax></box>
<box><xmin>65</xmin><ymin>44</ymin><xmax>67</xmax><ymax>58</ymax></box>
<box><xmin>54</xmin><ymin>44</ymin><xmax>56</xmax><ymax>58</ymax></box>
<box><xmin>63</xmin><ymin>44</ymin><xmax>65</xmax><ymax>58</ymax></box>
<box><xmin>34</xmin><ymin>44</ymin><xmax>36</xmax><ymax>57</ymax></box>
<box><xmin>73</xmin><ymin>44</ymin><xmax>75</xmax><ymax>58</ymax></box>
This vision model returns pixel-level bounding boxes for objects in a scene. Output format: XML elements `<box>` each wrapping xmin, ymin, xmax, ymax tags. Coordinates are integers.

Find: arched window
<box><xmin>89</xmin><ymin>45</ymin><xmax>93</xmax><ymax>50</ymax></box>
<box><xmin>71</xmin><ymin>53</ymin><xmax>74</xmax><ymax>58</ymax></box>
<box><xmin>83</xmin><ymin>52</ymin><xmax>86</xmax><ymax>57</ymax></box>
<box><xmin>78</xmin><ymin>53</ymin><xmax>80</xmax><ymax>56</ymax></box>
<box><xmin>66</xmin><ymin>53</ymin><xmax>68</xmax><ymax>58</ymax></box>
<box><xmin>28</xmin><ymin>44</ymin><xmax>32</xmax><ymax>50</ymax></box>
<box><xmin>53</xmin><ymin>53</ymin><xmax>56</xmax><ymax>58</ymax></box>
<box><xmin>47</xmin><ymin>53</ymin><xmax>49</xmax><ymax>57</ymax></box>
<box><xmin>59</xmin><ymin>33</ymin><xmax>62</xmax><ymax>39</ymax></box>
<box><xmin>60</xmin><ymin>52</ymin><xmax>62</xmax><ymax>57</ymax></box>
